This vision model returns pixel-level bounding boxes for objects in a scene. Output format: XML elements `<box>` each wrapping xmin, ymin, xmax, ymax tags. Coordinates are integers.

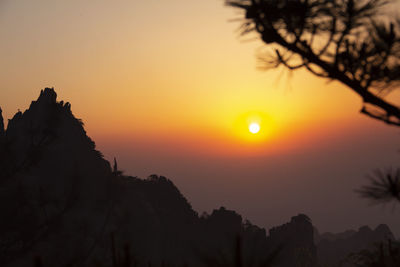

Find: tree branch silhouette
<box><xmin>226</xmin><ymin>0</ymin><xmax>400</xmax><ymax>126</ymax></box>
<box><xmin>357</xmin><ymin>169</ymin><xmax>400</xmax><ymax>204</ymax></box>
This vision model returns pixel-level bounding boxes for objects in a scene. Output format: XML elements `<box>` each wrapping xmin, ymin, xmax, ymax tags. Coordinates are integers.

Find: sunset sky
<box><xmin>1</xmin><ymin>0</ymin><xmax>400</xmax><ymax>236</ymax></box>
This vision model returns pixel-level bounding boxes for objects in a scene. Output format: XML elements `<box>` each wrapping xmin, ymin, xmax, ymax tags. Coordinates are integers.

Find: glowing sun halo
<box><xmin>249</xmin><ymin>123</ymin><xmax>260</xmax><ymax>134</ymax></box>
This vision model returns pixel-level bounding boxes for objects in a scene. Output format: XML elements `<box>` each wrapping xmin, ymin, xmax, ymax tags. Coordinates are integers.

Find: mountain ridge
<box><xmin>0</xmin><ymin>88</ymin><xmax>395</xmax><ymax>267</ymax></box>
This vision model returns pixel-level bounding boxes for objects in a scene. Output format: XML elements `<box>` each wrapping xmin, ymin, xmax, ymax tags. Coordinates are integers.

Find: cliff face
<box><xmin>316</xmin><ymin>224</ymin><xmax>395</xmax><ymax>266</ymax></box>
<box><xmin>0</xmin><ymin>88</ymin><xmax>113</xmax><ymax>266</ymax></box>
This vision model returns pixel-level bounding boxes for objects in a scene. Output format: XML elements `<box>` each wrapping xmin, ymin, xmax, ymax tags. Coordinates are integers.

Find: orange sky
<box><xmin>1</xmin><ymin>0</ymin><xmax>400</xmax><ymax>236</ymax></box>
<box><xmin>0</xmin><ymin>0</ymin><xmax>364</xmax><ymax>149</ymax></box>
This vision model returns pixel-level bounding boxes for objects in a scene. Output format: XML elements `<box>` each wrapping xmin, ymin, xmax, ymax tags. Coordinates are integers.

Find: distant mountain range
<box><xmin>315</xmin><ymin>224</ymin><xmax>395</xmax><ymax>266</ymax></box>
<box><xmin>0</xmin><ymin>88</ymin><xmax>395</xmax><ymax>266</ymax></box>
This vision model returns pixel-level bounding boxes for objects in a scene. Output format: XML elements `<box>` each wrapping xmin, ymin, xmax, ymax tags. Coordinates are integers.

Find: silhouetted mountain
<box><xmin>0</xmin><ymin>88</ymin><xmax>395</xmax><ymax>266</ymax></box>
<box><xmin>315</xmin><ymin>224</ymin><xmax>395</xmax><ymax>266</ymax></box>
<box><xmin>314</xmin><ymin>228</ymin><xmax>356</xmax><ymax>244</ymax></box>
<box><xmin>268</xmin><ymin>214</ymin><xmax>317</xmax><ymax>267</ymax></box>
<box><xmin>0</xmin><ymin>88</ymin><xmax>113</xmax><ymax>266</ymax></box>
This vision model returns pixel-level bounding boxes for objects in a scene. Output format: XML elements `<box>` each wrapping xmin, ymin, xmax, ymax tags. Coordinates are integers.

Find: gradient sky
<box><xmin>1</xmin><ymin>0</ymin><xmax>400</xmax><ymax>237</ymax></box>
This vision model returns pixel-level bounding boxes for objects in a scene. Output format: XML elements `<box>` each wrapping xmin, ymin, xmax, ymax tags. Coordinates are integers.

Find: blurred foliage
<box><xmin>345</xmin><ymin>239</ymin><xmax>400</xmax><ymax>267</ymax></box>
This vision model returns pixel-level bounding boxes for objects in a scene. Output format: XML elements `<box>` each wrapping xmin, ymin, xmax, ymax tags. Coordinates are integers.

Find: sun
<box><xmin>233</xmin><ymin>111</ymin><xmax>275</xmax><ymax>142</ymax></box>
<box><xmin>249</xmin><ymin>122</ymin><xmax>260</xmax><ymax>134</ymax></box>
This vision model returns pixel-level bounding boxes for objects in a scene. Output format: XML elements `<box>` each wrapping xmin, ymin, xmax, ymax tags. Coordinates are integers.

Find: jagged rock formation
<box><xmin>315</xmin><ymin>224</ymin><xmax>395</xmax><ymax>266</ymax></box>
<box><xmin>0</xmin><ymin>88</ymin><xmax>113</xmax><ymax>266</ymax></box>
<box><xmin>268</xmin><ymin>214</ymin><xmax>317</xmax><ymax>267</ymax></box>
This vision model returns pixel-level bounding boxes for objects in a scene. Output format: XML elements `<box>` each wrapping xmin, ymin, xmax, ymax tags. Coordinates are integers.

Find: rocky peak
<box><xmin>269</xmin><ymin>213</ymin><xmax>313</xmax><ymax>238</ymax></box>
<box><xmin>291</xmin><ymin>213</ymin><xmax>311</xmax><ymax>224</ymax></box>
<box><xmin>37</xmin><ymin>87</ymin><xmax>57</xmax><ymax>104</ymax></box>
<box><xmin>208</xmin><ymin>207</ymin><xmax>243</xmax><ymax>231</ymax></box>
<box><xmin>20</xmin><ymin>87</ymin><xmax>72</xmax><ymax>123</ymax></box>
<box><xmin>3</xmin><ymin>88</ymin><xmax>110</xmax><ymax>176</ymax></box>
<box><xmin>268</xmin><ymin>214</ymin><xmax>317</xmax><ymax>267</ymax></box>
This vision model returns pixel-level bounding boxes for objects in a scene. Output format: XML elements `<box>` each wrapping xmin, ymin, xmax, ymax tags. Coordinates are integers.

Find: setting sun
<box><xmin>230</xmin><ymin>111</ymin><xmax>278</xmax><ymax>146</ymax></box>
<box><xmin>249</xmin><ymin>123</ymin><xmax>260</xmax><ymax>134</ymax></box>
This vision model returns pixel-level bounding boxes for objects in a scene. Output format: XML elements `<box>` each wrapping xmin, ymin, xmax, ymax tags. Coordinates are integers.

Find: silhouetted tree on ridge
<box><xmin>225</xmin><ymin>0</ymin><xmax>400</xmax><ymax>205</ymax></box>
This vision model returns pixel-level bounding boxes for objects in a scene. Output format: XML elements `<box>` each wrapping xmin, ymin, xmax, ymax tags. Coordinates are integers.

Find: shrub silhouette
<box><xmin>346</xmin><ymin>239</ymin><xmax>400</xmax><ymax>267</ymax></box>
